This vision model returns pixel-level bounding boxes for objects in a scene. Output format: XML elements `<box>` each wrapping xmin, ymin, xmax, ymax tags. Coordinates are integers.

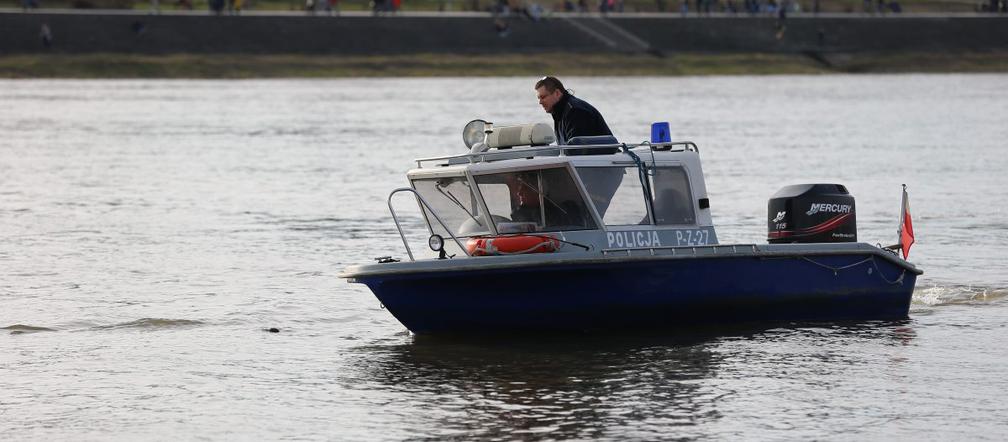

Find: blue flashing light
<box><xmin>651</xmin><ymin>122</ymin><xmax>671</xmax><ymax>143</ymax></box>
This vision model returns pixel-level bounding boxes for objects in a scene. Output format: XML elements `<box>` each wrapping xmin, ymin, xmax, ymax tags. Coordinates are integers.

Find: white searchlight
<box><xmin>485</xmin><ymin>123</ymin><xmax>554</xmax><ymax>149</ymax></box>
<box><xmin>462</xmin><ymin>119</ymin><xmax>489</xmax><ymax>150</ymax></box>
<box><xmin>463</xmin><ymin>120</ymin><xmax>555</xmax><ymax>154</ymax></box>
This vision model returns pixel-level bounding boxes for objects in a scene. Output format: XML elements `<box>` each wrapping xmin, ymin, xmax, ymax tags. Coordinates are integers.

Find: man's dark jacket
<box><xmin>550</xmin><ymin>92</ymin><xmax>612</xmax><ymax>145</ymax></box>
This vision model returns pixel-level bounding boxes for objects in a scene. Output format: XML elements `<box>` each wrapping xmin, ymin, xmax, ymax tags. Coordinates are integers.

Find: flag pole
<box><xmin>898</xmin><ymin>183</ymin><xmax>907</xmax><ymax>251</ymax></box>
<box><xmin>883</xmin><ymin>184</ymin><xmax>908</xmax><ymax>253</ymax></box>
<box><xmin>897</xmin><ymin>184</ymin><xmax>915</xmax><ymax>259</ymax></box>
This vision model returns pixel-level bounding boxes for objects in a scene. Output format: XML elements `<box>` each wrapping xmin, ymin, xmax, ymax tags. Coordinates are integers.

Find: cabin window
<box><xmin>411</xmin><ymin>176</ymin><xmax>490</xmax><ymax>237</ymax></box>
<box><xmin>473</xmin><ymin>167</ymin><xmax>597</xmax><ymax>233</ymax></box>
<box><xmin>577</xmin><ymin>166</ymin><xmax>696</xmax><ymax>226</ymax></box>
<box><xmin>650</xmin><ymin>167</ymin><xmax>696</xmax><ymax>225</ymax></box>
<box><xmin>577</xmin><ymin>167</ymin><xmax>649</xmax><ymax>225</ymax></box>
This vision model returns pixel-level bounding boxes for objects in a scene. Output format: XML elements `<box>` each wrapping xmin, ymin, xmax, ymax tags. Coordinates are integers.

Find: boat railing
<box><xmin>602</xmin><ymin>243</ymin><xmax>759</xmax><ymax>257</ymax></box>
<box><xmin>387</xmin><ymin>187</ymin><xmax>471</xmax><ymax>262</ymax></box>
<box><xmin>414</xmin><ymin>141</ymin><xmax>699</xmax><ymax>168</ymax></box>
<box><xmin>600</xmin><ymin>243</ymin><xmax>914</xmax><ymax>267</ymax></box>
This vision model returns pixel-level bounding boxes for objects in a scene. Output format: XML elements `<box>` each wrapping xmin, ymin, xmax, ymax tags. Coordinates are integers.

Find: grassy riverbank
<box><xmin>2</xmin><ymin>52</ymin><xmax>1007</xmax><ymax>78</ymax></box>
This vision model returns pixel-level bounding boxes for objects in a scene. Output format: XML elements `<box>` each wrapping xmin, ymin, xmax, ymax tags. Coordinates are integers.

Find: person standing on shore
<box><xmin>534</xmin><ymin>76</ymin><xmax>612</xmax><ymax>145</ymax></box>
<box><xmin>39</xmin><ymin>24</ymin><xmax>52</xmax><ymax>48</ymax></box>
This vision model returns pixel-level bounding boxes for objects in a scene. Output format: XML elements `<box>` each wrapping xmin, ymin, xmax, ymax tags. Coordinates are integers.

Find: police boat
<box><xmin>339</xmin><ymin>120</ymin><xmax>922</xmax><ymax>335</ymax></box>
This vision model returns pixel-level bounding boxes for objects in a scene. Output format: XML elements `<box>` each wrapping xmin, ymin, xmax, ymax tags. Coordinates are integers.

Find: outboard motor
<box><xmin>768</xmin><ymin>184</ymin><xmax>856</xmax><ymax>243</ymax></box>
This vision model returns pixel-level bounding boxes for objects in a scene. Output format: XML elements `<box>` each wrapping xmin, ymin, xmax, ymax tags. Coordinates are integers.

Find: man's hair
<box><xmin>535</xmin><ymin>76</ymin><xmax>566</xmax><ymax>94</ymax></box>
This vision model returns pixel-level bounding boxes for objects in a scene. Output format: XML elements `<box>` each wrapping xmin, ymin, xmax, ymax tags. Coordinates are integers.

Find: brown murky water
<box><xmin>2</xmin><ymin>76</ymin><xmax>1007</xmax><ymax>439</ymax></box>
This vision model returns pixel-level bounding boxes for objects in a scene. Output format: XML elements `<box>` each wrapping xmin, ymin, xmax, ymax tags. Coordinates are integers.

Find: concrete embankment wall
<box><xmin>2</xmin><ymin>11</ymin><xmax>1007</xmax><ymax>55</ymax></box>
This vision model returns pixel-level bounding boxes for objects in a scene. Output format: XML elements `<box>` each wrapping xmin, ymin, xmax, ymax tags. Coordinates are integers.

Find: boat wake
<box><xmin>912</xmin><ymin>284</ymin><xmax>1007</xmax><ymax>306</ymax></box>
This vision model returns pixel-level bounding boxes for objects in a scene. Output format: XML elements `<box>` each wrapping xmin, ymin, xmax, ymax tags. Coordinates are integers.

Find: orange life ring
<box><xmin>465</xmin><ymin>235</ymin><xmax>560</xmax><ymax>256</ymax></box>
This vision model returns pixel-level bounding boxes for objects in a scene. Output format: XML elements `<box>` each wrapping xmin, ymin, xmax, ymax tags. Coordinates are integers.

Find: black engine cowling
<box><xmin>768</xmin><ymin>184</ymin><xmax>856</xmax><ymax>243</ymax></box>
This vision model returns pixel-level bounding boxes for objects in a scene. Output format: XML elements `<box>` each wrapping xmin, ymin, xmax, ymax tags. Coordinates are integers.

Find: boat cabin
<box><xmin>398</xmin><ymin>125</ymin><xmax>718</xmax><ymax>259</ymax></box>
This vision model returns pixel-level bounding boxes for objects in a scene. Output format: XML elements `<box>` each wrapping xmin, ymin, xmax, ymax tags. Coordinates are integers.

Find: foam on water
<box><xmin>913</xmin><ymin>284</ymin><xmax>1008</xmax><ymax>306</ymax></box>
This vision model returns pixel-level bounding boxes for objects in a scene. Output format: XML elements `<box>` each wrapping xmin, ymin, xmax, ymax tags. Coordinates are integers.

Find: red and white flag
<box><xmin>899</xmin><ymin>184</ymin><xmax>915</xmax><ymax>259</ymax></box>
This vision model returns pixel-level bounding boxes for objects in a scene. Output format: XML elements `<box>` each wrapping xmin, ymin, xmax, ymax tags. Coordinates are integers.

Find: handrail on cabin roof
<box><xmin>414</xmin><ymin>141</ymin><xmax>698</xmax><ymax>168</ymax></box>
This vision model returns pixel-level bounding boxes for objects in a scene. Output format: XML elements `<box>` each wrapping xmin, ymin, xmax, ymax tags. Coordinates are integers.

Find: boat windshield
<box><xmin>473</xmin><ymin>167</ymin><xmax>597</xmax><ymax>233</ymax></box>
<box><xmin>577</xmin><ymin>166</ymin><xmax>695</xmax><ymax>226</ymax></box>
<box><xmin>649</xmin><ymin>167</ymin><xmax>695</xmax><ymax>225</ymax></box>
<box><xmin>577</xmin><ymin>167</ymin><xmax>647</xmax><ymax>225</ymax></box>
<box><xmin>411</xmin><ymin>176</ymin><xmax>491</xmax><ymax>237</ymax></box>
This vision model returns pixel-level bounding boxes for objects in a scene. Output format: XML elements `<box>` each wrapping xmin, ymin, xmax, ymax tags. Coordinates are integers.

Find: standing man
<box><xmin>535</xmin><ymin>76</ymin><xmax>612</xmax><ymax>145</ymax></box>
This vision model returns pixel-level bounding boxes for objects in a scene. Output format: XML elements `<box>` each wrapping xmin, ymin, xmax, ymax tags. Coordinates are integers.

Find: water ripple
<box><xmin>90</xmin><ymin>318</ymin><xmax>206</xmax><ymax>331</ymax></box>
<box><xmin>2</xmin><ymin>324</ymin><xmax>58</xmax><ymax>335</ymax></box>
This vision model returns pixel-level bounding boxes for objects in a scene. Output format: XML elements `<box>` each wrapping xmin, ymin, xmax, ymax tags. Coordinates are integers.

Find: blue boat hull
<box><xmin>351</xmin><ymin>251</ymin><xmax>918</xmax><ymax>335</ymax></box>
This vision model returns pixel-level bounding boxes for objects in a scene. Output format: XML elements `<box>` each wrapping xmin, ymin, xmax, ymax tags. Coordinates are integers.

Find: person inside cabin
<box><xmin>507</xmin><ymin>172</ymin><xmax>541</xmax><ymax>224</ymax></box>
<box><xmin>506</xmin><ymin>170</ymin><xmax>591</xmax><ymax>229</ymax></box>
<box><xmin>534</xmin><ymin>76</ymin><xmax>613</xmax><ymax>145</ymax></box>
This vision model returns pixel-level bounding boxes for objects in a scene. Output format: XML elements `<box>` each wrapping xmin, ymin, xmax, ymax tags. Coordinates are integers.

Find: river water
<box><xmin>2</xmin><ymin>76</ymin><xmax>1007</xmax><ymax>440</ymax></box>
